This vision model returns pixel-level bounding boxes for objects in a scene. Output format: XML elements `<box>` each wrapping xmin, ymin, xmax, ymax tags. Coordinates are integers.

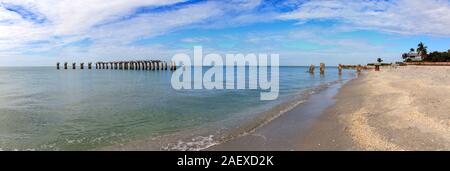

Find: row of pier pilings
<box><xmin>56</xmin><ymin>62</ymin><xmax>91</xmax><ymax>70</ymax></box>
<box><xmin>56</xmin><ymin>61</ymin><xmax>177</xmax><ymax>70</ymax></box>
<box><xmin>308</xmin><ymin>63</ymin><xmax>363</xmax><ymax>75</ymax></box>
<box><xmin>308</xmin><ymin>63</ymin><xmax>326</xmax><ymax>74</ymax></box>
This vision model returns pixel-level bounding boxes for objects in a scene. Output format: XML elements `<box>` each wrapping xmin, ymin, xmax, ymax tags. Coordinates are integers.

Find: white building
<box><xmin>403</xmin><ymin>52</ymin><xmax>423</xmax><ymax>61</ymax></box>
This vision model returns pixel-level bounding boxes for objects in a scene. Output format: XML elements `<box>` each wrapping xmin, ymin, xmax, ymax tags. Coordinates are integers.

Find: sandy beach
<box><xmin>301</xmin><ymin>66</ymin><xmax>450</xmax><ymax>150</ymax></box>
<box><xmin>211</xmin><ymin>66</ymin><xmax>450</xmax><ymax>151</ymax></box>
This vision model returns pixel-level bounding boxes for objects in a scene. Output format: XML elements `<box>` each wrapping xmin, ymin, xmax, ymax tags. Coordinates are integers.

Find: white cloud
<box><xmin>0</xmin><ymin>0</ymin><xmax>183</xmax><ymax>53</ymax></box>
<box><xmin>0</xmin><ymin>0</ymin><xmax>264</xmax><ymax>60</ymax></box>
<box><xmin>280</xmin><ymin>0</ymin><xmax>450</xmax><ymax>36</ymax></box>
<box><xmin>0</xmin><ymin>0</ymin><xmax>448</xmax><ymax>66</ymax></box>
<box><xmin>87</xmin><ymin>1</ymin><xmax>223</xmax><ymax>45</ymax></box>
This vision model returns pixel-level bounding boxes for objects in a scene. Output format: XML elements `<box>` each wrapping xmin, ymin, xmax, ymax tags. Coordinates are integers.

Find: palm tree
<box><xmin>417</xmin><ymin>42</ymin><xmax>428</xmax><ymax>58</ymax></box>
<box><xmin>377</xmin><ymin>58</ymin><xmax>383</xmax><ymax>63</ymax></box>
<box><xmin>410</xmin><ymin>48</ymin><xmax>415</xmax><ymax>53</ymax></box>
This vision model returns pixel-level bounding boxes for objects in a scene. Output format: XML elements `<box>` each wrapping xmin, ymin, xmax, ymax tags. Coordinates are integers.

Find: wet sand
<box><xmin>208</xmin><ymin>81</ymin><xmax>347</xmax><ymax>150</ymax></box>
<box><xmin>210</xmin><ymin>66</ymin><xmax>450</xmax><ymax>151</ymax></box>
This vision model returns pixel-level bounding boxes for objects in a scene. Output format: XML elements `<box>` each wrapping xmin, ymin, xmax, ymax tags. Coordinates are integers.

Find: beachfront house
<box><xmin>402</xmin><ymin>52</ymin><xmax>423</xmax><ymax>61</ymax></box>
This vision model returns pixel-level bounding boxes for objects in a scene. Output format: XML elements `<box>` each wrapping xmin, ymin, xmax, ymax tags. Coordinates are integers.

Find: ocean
<box><xmin>0</xmin><ymin>66</ymin><xmax>355</xmax><ymax>150</ymax></box>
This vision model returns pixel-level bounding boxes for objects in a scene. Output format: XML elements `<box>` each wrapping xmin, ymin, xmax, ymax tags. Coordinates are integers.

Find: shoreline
<box><xmin>208</xmin><ymin>66</ymin><xmax>450</xmax><ymax>151</ymax></box>
<box><xmin>100</xmin><ymin>77</ymin><xmax>353</xmax><ymax>151</ymax></box>
<box><xmin>296</xmin><ymin>74</ymin><xmax>365</xmax><ymax>150</ymax></box>
<box><xmin>299</xmin><ymin>66</ymin><xmax>450</xmax><ymax>150</ymax></box>
<box><xmin>207</xmin><ymin>77</ymin><xmax>352</xmax><ymax>150</ymax></box>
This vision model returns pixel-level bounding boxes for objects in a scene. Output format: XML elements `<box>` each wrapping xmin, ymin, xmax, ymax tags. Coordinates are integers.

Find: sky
<box><xmin>0</xmin><ymin>0</ymin><xmax>449</xmax><ymax>66</ymax></box>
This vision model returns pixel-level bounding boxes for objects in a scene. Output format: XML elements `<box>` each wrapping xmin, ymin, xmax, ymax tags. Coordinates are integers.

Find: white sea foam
<box><xmin>160</xmin><ymin>79</ymin><xmax>349</xmax><ymax>151</ymax></box>
<box><xmin>162</xmin><ymin>135</ymin><xmax>218</xmax><ymax>151</ymax></box>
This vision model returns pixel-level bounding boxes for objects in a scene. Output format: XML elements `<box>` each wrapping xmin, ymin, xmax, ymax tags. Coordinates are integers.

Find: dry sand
<box><xmin>299</xmin><ymin>66</ymin><xmax>450</xmax><ymax>150</ymax></box>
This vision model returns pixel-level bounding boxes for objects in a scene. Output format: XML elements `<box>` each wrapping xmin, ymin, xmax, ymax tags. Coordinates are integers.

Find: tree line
<box><xmin>403</xmin><ymin>42</ymin><xmax>450</xmax><ymax>62</ymax></box>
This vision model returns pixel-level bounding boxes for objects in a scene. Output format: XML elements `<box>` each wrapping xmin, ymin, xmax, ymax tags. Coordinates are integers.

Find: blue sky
<box><xmin>0</xmin><ymin>0</ymin><xmax>449</xmax><ymax>66</ymax></box>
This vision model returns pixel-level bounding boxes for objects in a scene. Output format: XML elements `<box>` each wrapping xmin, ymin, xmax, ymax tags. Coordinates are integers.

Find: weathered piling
<box><xmin>375</xmin><ymin>64</ymin><xmax>380</xmax><ymax>71</ymax></box>
<box><xmin>59</xmin><ymin>59</ymin><xmax>175</xmax><ymax>71</ymax></box>
<box><xmin>309</xmin><ymin>64</ymin><xmax>315</xmax><ymax>74</ymax></box>
<box><xmin>170</xmin><ymin>61</ymin><xmax>177</xmax><ymax>70</ymax></box>
<box><xmin>320</xmin><ymin>63</ymin><xmax>325</xmax><ymax>75</ymax></box>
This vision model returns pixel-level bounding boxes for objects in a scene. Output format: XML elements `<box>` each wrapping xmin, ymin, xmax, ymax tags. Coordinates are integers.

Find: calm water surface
<box><xmin>0</xmin><ymin>66</ymin><xmax>354</xmax><ymax>150</ymax></box>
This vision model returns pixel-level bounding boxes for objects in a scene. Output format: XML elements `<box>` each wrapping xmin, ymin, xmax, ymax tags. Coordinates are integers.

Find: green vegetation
<box><xmin>424</xmin><ymin>50</ymin><xmax>450</xmax><ymax>62</ymax></box>
<box><xmin>416</xmin><ymin>42</ymin><xmax>428</xmax><ymax>57</ymax></box>
<box><xmin>402</xmin><ymin>42</ymin><xmax>450</xmax><ymax>62</ymax></box>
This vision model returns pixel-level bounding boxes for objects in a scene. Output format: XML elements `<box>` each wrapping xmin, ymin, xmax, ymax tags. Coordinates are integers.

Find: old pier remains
<box><xmin>57</xmin><ymin>60</ymin><xmax>177</xmax><ymax>71</ymax></box>
<box><xmin>308</xmin><ymin>63</ymin><xmax>367</xmax><ymax>75</ymax></box>
<box><xmin>319</xmin><ymin>63</ymin><xmax>325</xmax><ymax>75</ymax></box>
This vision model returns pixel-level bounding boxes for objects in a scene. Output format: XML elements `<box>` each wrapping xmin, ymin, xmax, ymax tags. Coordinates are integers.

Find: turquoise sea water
<box><xmin>0</xmin><ymin>66</ymin><xmax>355</xmax><ymax>150</ymax></box>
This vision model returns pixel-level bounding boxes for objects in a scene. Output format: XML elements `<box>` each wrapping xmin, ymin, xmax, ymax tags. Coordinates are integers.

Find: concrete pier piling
<box><xmin>170</xmin><ymin>61</ymin><xmax>177</xmax><ymax>70</ymax></box>
<box><xmin>309</xmin><ymin>64</ymin><xmax>315</xmax><ymax>74</ymax></box>
<box><xmin>58</xmin><ymin>59</ymin><xmax>176</xmax><ymax>71</ymax></box>
<box><xmin>320</xmin><ymin>63</ymin><xmax>325</xmax><ymax>75</ymax></box>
